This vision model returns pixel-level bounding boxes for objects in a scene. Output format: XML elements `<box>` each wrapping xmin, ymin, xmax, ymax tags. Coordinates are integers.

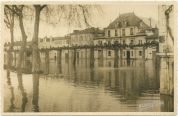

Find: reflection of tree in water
<box><xmin>32</xmin><ymin>74</ymin><xmax>40</xmax><ymax>112</ymax></box>
<box><xmin>56</xmin><ymin>50</ymin><xmax>62</xmax><ymax>74</ymax></box>
<box><xmin>161</xmin><ymin>95</ymin><xmax>174</xmax><ymax>112</ymax></box>
<box><xmin>17</xmin><ymin>72</ymin><xmax>28</xmax><ymax>112</ymax></box>
<box><xmin>6</xmin><ymin>69</ymin><xmax>15</xmax><ymax>112</ymax></box>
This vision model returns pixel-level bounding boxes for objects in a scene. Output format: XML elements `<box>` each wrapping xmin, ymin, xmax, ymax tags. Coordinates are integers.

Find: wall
<box><xmin>105</xmin><ymin>26</ymin><xmax>139</xmax><ymax>37</ymax></box>
<box><xmin>159</xmin><ymin>56</ymin><xmax>174</xmax><ymax>96</ymax></box>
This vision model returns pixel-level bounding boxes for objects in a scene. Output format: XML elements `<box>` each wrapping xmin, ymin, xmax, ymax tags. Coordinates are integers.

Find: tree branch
<box><xmin>5</xmin><ymin>5</ymin><xmax>19</xmax><ymax>16</ymax></box>
<box><xmin>4</xmin><ymin>19</ymin><xmax>10</xmax><ymax>28</ymax></box>
<box><xmin>40</xmin><ymin>5</ymin><xmax>47</xmax><ymax>11</ymax></box>
<box><xmin>4</xmin><ymin>8</ymin><xmax>10</xmax><ymax>24</ymax></box>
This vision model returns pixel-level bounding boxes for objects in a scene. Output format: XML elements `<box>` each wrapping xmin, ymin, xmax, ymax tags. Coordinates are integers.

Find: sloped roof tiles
<box><xmin>106</xmin><ymin>12</ymin><xmax>150</xmax><ymax>29</ymax></box>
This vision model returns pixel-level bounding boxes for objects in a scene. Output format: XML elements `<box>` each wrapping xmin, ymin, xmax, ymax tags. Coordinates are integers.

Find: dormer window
<box><xmin>140</xmin><ymin>22</ymin><xmax>143</xmax><ymax>27</ymax></box>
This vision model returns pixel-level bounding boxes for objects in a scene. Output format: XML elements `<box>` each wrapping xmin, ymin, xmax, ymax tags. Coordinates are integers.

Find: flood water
<box><xmin>4</xmin><ymin>59</ymin><xmax>174</xmax><ymax>112</ymax></box>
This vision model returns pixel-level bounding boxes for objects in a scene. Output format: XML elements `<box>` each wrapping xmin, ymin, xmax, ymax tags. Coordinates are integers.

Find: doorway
<box><xmin>98</xmin><ymin>50</ymin><xmax>103</xmax><ymax>59</ymax></box>
<box><xmin>127</xmin><ymin>51</ymin><xmax>130</xmax><ymax>59</ymax></box>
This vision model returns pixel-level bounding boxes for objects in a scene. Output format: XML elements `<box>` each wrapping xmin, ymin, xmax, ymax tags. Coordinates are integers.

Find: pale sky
<box><xmin>4</xmin><ymin>3</ymin><xmax>159</xmax><ymax>42</ymax></box>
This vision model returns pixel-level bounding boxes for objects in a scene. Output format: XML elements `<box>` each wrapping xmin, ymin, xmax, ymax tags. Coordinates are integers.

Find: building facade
<box><xmin>94</xmin><ymin>12</ymin><xmax>159</xmax><ymax>60</ymax></box>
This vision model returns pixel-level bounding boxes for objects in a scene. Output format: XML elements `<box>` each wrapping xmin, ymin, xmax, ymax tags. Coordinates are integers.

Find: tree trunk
<box><xmin>73</xmin><ymin>49</ymin><xmax>76</xmax><ymax>66</ymax></box>
<box><xmin>90</xmin><ymin>48</ymin><xmax>94</xmax><ymax>68</ymax></box>
<box><xmin>32</xmin><ymin>7</ymin><xmax>41</xmax><ymax>73</ymax></box>
<box><xmin>17</xmin><ymin>15</ymin><xmax>27</xmax><ymax>73</ymax></box>
<box><xmin>57</xmin><ymin>50</ymin><xmax>62</xmax><ymax>74</ymax></box>
<box><xmin>45</xmin><ymin>51</ymin><xmax>49</xmax><ymax>74</ymax></box>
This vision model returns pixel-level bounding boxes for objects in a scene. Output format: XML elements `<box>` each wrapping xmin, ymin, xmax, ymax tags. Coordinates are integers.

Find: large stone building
<box><xmin>37</xmin><ymin>13</ymin><xmax>159</xmax><ymax>60</ymax></box>
<box><xmin>94</xmin><ymin>12</ymin><xmax>159</xmax><ymax>59</ymax></box>
<box><xmin>70</xmin><ymin>27</ymin><xmax>104</xmax><ymax>59</ymax></box>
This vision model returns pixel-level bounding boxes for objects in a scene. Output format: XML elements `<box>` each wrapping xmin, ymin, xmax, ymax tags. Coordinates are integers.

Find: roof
<box><xmin>71</xmin><ymin>27</ymin><xmax>104</xmax><ymax>35</ymax></box>
<box><xmin>5</xmin><ymin>41</ymin><xmax>32</xmax><ymax>46</ymax></box>
<box><xmin>53</xmin><ymin>37</ymin><xmax>66</xmax><ymax>40</ymax></box>
<box><xmin>106</xmin><ymin>12</ymin><xmax>150</xmax><ymax>29</ymax></box>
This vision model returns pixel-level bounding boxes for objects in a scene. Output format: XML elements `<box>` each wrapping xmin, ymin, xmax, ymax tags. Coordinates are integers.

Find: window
<box><xmin>130</xmin><ymin>28</ymin><xmax>133</xmax><ymax>35</ymax></box>
<box><xmin>139</xmin><ymin>51</ymin><xmax>142</xmax><ymax>56</ymax></box>
<box><xmin>131</xmin><ymin>51</ymin><xmax>133</xmax><ymax>56</ymax></box>
<box><xmin>40</xmin><ymin>39</ymin><xmax>43</xmax><ymax>42</ymax></box>
<box><xmin>115</xmin><ymin>29</ymin><xmax>118</xmax><ymax>36</ymax></box>
<box><xmin>108</xmin><ymin>51</ymin><xmax>111</xmax><ymax>56</ymax></box>
<box><xmin>130</xmin><ymin>40</ymin><xmax>133</xmax><ymax>44</ymax></box>
<box><xmin>123</xmin><ymin>51</ymin><xmax>125</xmax><ymax>56</ymax></box>
<box><xmin>108</xmin><ymin>41</ymin><xmax>111</xmax><ymax>45</ymax></box>
<box><xmin>98</xmin><ymin>40</ymin><xmax>102</xmax><ymax>45</ymax></box>
<box><xmin>123</xmin><ymin>40</ymin><xmax>125</xmax><ymax>44</ymax></box>
<box><xmin>122</xmin><ymin>29</ymin><xmax>125</xmax><ymax>36</ymax></box>
<box><xmin>46</xmin><ymin>38</ymin><xmax>50</xmax><ymax>42</ymax></box>
<box><xmin>139</xmin><ymin>40</ymin><xmax>142</xmax><ymax>44</ymax></box>
<box><xmin>108</xmin><ymin>30</ymin><xmax>110</xmax><ymax>37</ymax></box>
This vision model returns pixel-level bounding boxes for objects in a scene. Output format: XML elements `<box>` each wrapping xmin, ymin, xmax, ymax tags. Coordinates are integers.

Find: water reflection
<box><xmin>161</xmin><ymin>95</ymin><xmax>174</xmax><ymax>112</ymax></box>
<box><xmin>17</xmin><ymin>72</ymin><xmax>28</xmax><ymax>112</ymax></box>
<box><xmin>4</xmin><ymin>58</ymin><xmax>174</xmax><ymax>112</ymax></box>
<box><xmin>6</xmin><ymin>70</ymin><xmax>15</xmax><ymax>112</ymax></box>
<box><xmin>32</xmin><ymin>74</ymin><xmax>40</xmax><ymax>112</ymax></box>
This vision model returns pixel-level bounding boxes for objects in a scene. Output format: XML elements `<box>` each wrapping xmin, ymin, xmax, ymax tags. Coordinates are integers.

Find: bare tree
<box><xmin>5</xmin><ymin>5</ymin><xmax>27</xmax><ymax>73</ymax></box>
<box><xmin>5</xmin><ymin>4</ymin><xmax>102</xmax><ymax>73</ymax></box>
<box><xmin>31</xmin><ymin>4</ymin><xmax>102</xmax><ymax>73</ymax></box>
<box><xmin>32</xmin><ymin>5</ymin><xmax>46</xmax><ymax>73</ymax></box>
<box><xmin>4</xmin><ymin>5</ymin><xmax>15</xmax><ymax>69</ymax></box>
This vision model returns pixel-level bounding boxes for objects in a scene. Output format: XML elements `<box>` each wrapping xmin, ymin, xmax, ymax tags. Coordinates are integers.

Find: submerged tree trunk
<box><xmin>17</xmin><ymin>15</ymin><xmax>27</xmax><ymax>73</ymax></box>
<box><xmin>45</xmin><ymin>51</ymin><xmax>49</xmax><ymax>74</ymax></box>
<box><xmin>90</xmin><ymin>48</ymin><xmax>94</xmax><ymax>68</ymax></box>
<box><xmin>57</xmin><ymin>50</ymin><xmax>62</xmax><ymax>74</ymax></box>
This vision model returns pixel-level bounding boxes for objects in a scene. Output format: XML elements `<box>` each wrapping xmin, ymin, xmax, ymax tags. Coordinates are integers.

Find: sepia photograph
<box><xmin>1</xmin><ymin>1</ymin><xmax>176</xmax><ymax>115</ymax></box>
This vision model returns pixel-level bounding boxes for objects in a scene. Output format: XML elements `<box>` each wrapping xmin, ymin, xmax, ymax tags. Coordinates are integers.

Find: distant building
<box><xmin>39</xmin><ymin>36</ymin><xmax>70</xmax><ymax>60</ymax></box>
<box><xmin>70</xmin><ymin>27</ymin><xmax>104</xmax><ymax>59</ymax></box>
<box><xmin>94</xmin><ymin>12</ymin><xmax>159</xmax><ymax>59</ymax></box>
<box><xmin>4</xmin><ymin>41</ymin><xmax>32</xmax><ymax>67</ymax></box>
<box><xmin>39</xmin><ymin>36</ymin><xmax>69</xmax><ymax>49</ymax></box>
<box><xmin>70</xmin><ymin>27</ymin><xmax>104</xmax><ymax>46</ymax></box>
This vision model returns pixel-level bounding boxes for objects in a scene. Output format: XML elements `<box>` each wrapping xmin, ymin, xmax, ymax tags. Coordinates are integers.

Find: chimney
<box><xmin>149</xmin><ymin>18</ymin><xmax>152</xmax><ymax>27</ymax></box>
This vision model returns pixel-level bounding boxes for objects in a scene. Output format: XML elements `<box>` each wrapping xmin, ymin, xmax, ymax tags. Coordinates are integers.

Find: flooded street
<box><xmin>4</xmin><ymin>59</ymin><xmax>173</xmax><ymax>112</ymax></box>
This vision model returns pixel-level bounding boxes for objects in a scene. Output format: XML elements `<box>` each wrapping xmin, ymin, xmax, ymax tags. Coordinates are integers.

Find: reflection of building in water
<box><xmin>44</xmin><ymin>58</ymin><xmax>159</xmax><ymax>103</ymax></box>
<box><xmin>160</xmin><ymin>95</ymin><xmax>174</xmax><ymax>112</ymax></box>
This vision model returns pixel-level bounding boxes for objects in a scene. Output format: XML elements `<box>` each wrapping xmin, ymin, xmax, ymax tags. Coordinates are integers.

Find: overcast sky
<box><xmin>4</xmin><ymin>3</ymin><xmax>159</xmax><ymax>42</ymax></box>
